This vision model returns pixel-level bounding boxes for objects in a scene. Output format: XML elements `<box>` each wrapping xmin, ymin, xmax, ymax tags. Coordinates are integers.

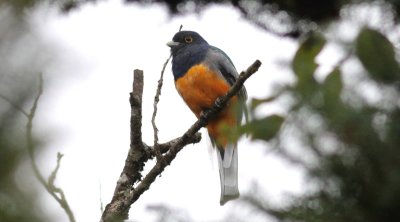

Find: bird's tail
<box><xmin>217</xmin><ymin>143</ymin><xmax>239</xmax><ymax>205</ymax></box>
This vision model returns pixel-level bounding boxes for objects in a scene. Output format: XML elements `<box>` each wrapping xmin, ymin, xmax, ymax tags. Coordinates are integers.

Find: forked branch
<box><xmin>0</xmin><ymin>74</ymin><xmax>76</xmax><ymax>222</ymax></box>
<box><xmin>101</xmin><ymin>60</ymin><xmax>262</xmax><ymax>222</ymax></box>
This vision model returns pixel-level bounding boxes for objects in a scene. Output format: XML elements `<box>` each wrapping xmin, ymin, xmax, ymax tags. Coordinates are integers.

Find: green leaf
<box><xmin>250</xmin><ymin>87</ymin><xmax>286</xmax><ymax>111</ymax></box>
<box><xmin>292</xmin><ymin>33</ymin><xmax>326</xmax><ymax>78</ymax></box>
<box><xmin>356</xmin><ymin>27</ymin><xmax>400</xmax><ymax>83</ymax></box>
<box><xmin>323</xmin><ymin>67</ymin><xmax>342</xmax><ymax>101</ymax></box>
<box><xmin>250</xmin><ymin>96</ymin><xmax>278</xmax><ymax>110</ymax></box>
<box><xmin>320</xmin><ymin>67</ymin><xmax>343</xmax><ymax>116</ymax></box>
<box><xmin>292</xmin><ymin>33</ymin><xmax>326</xmax><ymax>99</ymax></box>
<box><xmin>242</xmin><ymin>115</ymin><xmax>284</xmax><ymax>141</ymax></box>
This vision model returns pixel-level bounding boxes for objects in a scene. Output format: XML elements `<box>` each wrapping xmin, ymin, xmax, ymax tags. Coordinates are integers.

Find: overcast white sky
<box><xmin>20</xmin><ymin>1</ymin><xmax>318</xmax><ymax>221</ymax></box>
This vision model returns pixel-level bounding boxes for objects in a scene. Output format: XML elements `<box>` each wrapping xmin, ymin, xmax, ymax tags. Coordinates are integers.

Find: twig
<box><xmin>26</xmin><ymin>74</ymin><xmax>76</xmax><ymax>222</ymax></box>
<box><xmin>150</xmin><ymin>25</ymin><xmax>182</xmax><ymax>161</ymax></box>
<box><xmin>150</xmin><ymin>24</ymin><xmax>182</xmax><ymax>157</ymax></box>
<box><xmin>48</xmin><ymin>152</ymin><xmax>64</xmax><ymax>187</ymax></box>
<box><xmin>101</xmin><ymin>60</ymin><xmax>262</xmax><ymax>222</ymax></box>
<box><xmin>151</xmin><ymin>56</ymin><xmax>171</xmax><ymax>161</ymax></box>
<box><xmin>0</xmin><ymin>94</ymin><xmax>29</xmax><ymax>117</ymax></box>
<box><xmin>99</xmin><ymin>182</ymin><xmax>104</xmax><ymax>214</ymax></box>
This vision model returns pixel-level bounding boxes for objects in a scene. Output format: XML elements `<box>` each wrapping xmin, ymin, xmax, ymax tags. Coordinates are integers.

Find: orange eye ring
<box><xmin>184</xmin><ymin>36</ymin><xmax>193</xmax><ymax>43</ymax></box>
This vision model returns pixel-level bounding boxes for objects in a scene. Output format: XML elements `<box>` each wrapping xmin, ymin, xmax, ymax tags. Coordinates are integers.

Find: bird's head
<box><xmin>167</xmin><ymin>31</ymin><xmax>208</xmax><ymax>56</ymax></box>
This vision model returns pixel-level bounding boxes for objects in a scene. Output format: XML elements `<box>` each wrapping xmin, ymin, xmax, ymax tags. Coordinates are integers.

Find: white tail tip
<box><xmin>217</xmin><ymin>144</ymin><xmax>239</xmax><ymax>205</ymax></box>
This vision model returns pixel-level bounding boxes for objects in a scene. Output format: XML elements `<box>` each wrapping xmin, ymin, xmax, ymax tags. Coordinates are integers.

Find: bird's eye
<box><xmin>184</xmin><ymin>36</ymin><xmax>193</xmax><ymax>43</ymax></box>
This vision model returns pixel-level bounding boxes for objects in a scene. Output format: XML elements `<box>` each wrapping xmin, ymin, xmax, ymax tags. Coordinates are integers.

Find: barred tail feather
<box><xmin>217</xmin><ymin>144</ymin><xmax>239</xmax><ymax>205</ymax></box>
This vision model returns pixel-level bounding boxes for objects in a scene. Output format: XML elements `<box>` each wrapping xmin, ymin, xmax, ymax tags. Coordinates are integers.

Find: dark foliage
<box><xmin>241</xmin><ymin>27</ymin><xmax>400</xmax><ymax>222</ymax></box>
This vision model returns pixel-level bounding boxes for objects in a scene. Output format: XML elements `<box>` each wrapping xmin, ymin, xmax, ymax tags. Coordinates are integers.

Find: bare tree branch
<box><xmin>102</xmin><ymin>70</ymin><xmax>146</xmax><ymax>221</ymax></box>
<box><xmin>0</xmin><ymin>94</ymin><xmax>29</xmax><ymax>117</ymax></box>
<box><xmin>26</xmin><ymin>74</ymin><xmax>76</xmax><ymax>222</ymax></box>
<box><xmin>151</xmin><ymin>56</ymin><xmax>171</xmax><ymax>161</ymax></box>
<box><xmin>101</xmin><ymin>60</ymin><xmax>262</xmax><ymax>222</ymax></box>
<box><xmin>143</xmin><ymin>135</ymin><xmax>202</xmax><ymax>157</ymax></box>
<box><xmin>48</xmin><ymin>152</ymin><xmax>64</xmax><ymax>188</ymax></box>
<box><xmin>151</xmin><ymin>23</ymin><xmax>181</xmax><ymax>161</ymax></box>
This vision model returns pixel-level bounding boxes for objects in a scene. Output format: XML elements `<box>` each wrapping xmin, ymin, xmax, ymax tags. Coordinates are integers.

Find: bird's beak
<box><xmin>166</xmin><ymin>41</ymin><xmax>180</xmax><ymax>47</ymax></box>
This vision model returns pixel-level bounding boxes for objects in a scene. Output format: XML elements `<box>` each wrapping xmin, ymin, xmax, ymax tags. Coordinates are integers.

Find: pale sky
<box><xmin>20</xmin><ymin>1</ymin><xmax>314</xmax><ymax>221</ymax></box>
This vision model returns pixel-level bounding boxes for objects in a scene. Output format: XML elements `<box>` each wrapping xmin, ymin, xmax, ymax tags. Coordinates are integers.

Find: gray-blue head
<box><xmin>167</xmin><ymin>31</ymin><xmax>209</xmax><ymax>56</ymax></box>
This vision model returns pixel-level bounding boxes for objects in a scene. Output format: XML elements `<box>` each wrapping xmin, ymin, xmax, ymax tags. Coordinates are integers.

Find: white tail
<box><xmin>217</xmin><ymin>144</ymin><xmax>239</xmax><ymax>205</ymax></box>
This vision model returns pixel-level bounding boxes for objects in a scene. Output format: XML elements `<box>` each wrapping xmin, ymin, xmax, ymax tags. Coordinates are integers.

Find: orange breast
<box><xmin>175</xmin><ymin>64</ymin><xmax>238</xmax><ymax>148</ymax></box>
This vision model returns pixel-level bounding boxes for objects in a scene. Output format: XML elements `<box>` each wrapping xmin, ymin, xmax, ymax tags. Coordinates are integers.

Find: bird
<box><xmin>167</xmin><ymin>30</ymin><xmax>247</xmax><ymax>205</ymax></box>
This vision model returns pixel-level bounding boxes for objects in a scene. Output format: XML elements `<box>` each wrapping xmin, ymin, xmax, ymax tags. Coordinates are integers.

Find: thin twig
<box><xmin>99</xmin><ymin>182</ymin><xmax>104</xmax><ymax>213</ymax></box>
<box><xmin>48</xmin><ymin>152</ymin><xmax>64</xmax><ymax>187</ymax></box>
<box><xmin>26</xmin><ymin>74</ymin><xmax>76</xmax><ymax>222</ymax></box>
<box><xmin>151</xmin><ymin>55</ymin><xmax>171</xmax><ymax>161</ymax></box>
<box><xmin>0</xmin><ymin>93</ymin><xmax>29</xmax><ymax>117</ymax></box>
<box><xmin>150</xmin><ymin>24</ymin><xmax>182</xmax><ymax>161</ymax></box>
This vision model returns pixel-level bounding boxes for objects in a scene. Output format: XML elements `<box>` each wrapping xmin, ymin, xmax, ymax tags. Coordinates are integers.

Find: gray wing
<box><xmin>204</xmin><ymin>46</ymin><xmax>247</xmax><ymax>100</ymax></box>
<box><xmin>204</xmin><ymin>46</ymin><xmax>249</xmax><ymax>123</ymax></box>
